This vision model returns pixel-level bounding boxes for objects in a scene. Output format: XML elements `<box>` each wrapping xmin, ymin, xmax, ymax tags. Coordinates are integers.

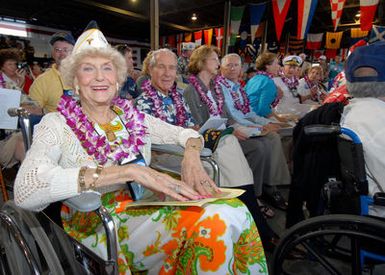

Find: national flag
<box><xmin>330</xmin><ymin>0</ymin><xmax>346</xmax><ymax>31</ymax></box>
<box><xmin>297</xmin><ymin>0</ymin><xmax>318</xmax><ymax>39</ymax></box>
<box><xmin>369</xmin><ymin>25</ymin><xmax>385</xmax><ymax>43</ymax></box>
<box><xmin>288</xmin><ymin>35</ymin><xmax>304</xmax><ymax>54</ymax></box>
<box><xmin>360</xmin><ymin>0</ymin><xmax>379</xmax><ymax>31</ymax></box>
<box><xmin>350</xmin><ymin>28</ymin><xmax>369</xmax><ymax>46</ymax></box>
<box><xmin>204</xmin><ymin>29</ymin><xmax>213</xmax><ymax>46</ymax></box>
<box><xmin>272</xmin><ymin>0</ymin><xmax>292</xmax><ymax>41</ymax></box>
<box><xmin>214</xmin><ymin>27</ymin><xmax>224</xmax><ymax>49</ymax></box>
<box><xmin>230</xmin><ymin>6</ymin><xmax>245</xmax><ymax>46</ymax></box>
<box><xmin>176</xmin><ymin>33</ymin><xmax>183</xmax><ymax>55</ymax></box>
<box><xmin>325</xmin><ymin>31</ymin><xmax>343</xmax><ymax>49</ymax></box>
<box><xmin>184</xmin><ymin>33</ymin><xmax>192</xmax><ymax>42</ymax></box>
<box><xmin>306</xmin><ymin>33</ymin><xmax>323</xmax><ymax>49</ymax></box>
<box><xmin>194</xmin><ymin>30</ymin><xmax>202</xmax><ymax>46</ymax></box>
<box><xmin>167</xmin><ymin>35</ymin><xmax>176</xmax><ymax>48</ymax></box>
<box><xmin>255</xmin><ymin>21</ymin><xmax>266</xmax><ymax>39</ymax></box>
<box><xmin>249</xmin><ymin>2</ymin><xmax>266</xmax><ymax>42</ymax></box>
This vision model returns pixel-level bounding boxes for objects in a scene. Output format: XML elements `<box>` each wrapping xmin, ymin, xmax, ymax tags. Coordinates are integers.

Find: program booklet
<box><xmin>123</xmin><ymin>188</ymin><xmax>245</xmax><ymax>208</ymax></box>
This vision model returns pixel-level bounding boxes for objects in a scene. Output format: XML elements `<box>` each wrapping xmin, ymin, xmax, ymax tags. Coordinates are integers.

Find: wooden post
<box><xmin>223</xmin><ymin>0</ymin><xmax>231</xmax><ymax>54</ymax></box>
<box><xmin>150</xmin><ymin>0</ymin><xmax>159</xmax><ymax>50</ymax></box>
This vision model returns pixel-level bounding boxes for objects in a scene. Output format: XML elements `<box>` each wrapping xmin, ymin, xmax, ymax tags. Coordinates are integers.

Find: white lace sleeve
<box><xmin>14</xmin><ymin>113</ymin><xmax>80</xmax><ymax>211</ymax></box>
<box><xmin>144</xmin><ymin>114</ymin><xmax>203</xmax><ymax>147</ymax></box>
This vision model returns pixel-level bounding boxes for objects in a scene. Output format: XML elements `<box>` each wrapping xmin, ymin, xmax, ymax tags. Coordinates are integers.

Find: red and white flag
<box><xmin>360</xmin><ymin>0</ymin><xmax>379</xmax><ymax>31</ymax></box>
<box><xmin>330</xmin><ymin>0</ymin><xmax>346</xmax><ymax>31</ymax></box>
<box><xmin>194</xmin><ymin>30</ymin><xmax>202</xmax><ymax>46</ymax></box>
<box><xmin>272</xmin><ymin>0</ymin><xmax>292</xmax><ymax>41</ymax></box>
<box><xmin>306</xmin><ymin>33</ymin><xmax>323</xmax><ymax>50</ymax></box>
<box><xmin>215</xmin><ymin>27</ymin><xmax>224</xmax><ymax>49</ymax></box>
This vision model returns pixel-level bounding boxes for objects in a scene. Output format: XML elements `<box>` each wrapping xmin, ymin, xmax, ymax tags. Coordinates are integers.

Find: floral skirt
<box><xmin>61</xmin><ymin>189</ymin><xmax>267</xmax><ymax>275</ymax></box>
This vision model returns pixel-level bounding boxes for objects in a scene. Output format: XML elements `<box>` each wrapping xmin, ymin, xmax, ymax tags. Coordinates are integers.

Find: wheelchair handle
<box><xmin>7</xmin><ymin>107</ymin><xmax>32</xmax><ymax>151</ymax></box>
<box><xmin>304</xmin><ymin>124</ymin><xmax>341</xmax><ymax>136</ymax></box>
<box><xmin>7</xmin><ymin>107</ymin><xmax>29</xmax><ymax>118</ymax></box>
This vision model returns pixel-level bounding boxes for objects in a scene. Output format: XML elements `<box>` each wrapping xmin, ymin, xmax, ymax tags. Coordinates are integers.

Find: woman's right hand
<box><xmin>127</xmin><ymin>164</ymin><xmax>201</xmax><ymax>201</ymax></box>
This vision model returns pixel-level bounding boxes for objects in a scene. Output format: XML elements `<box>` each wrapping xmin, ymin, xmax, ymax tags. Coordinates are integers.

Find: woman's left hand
<box><xmin>181</xmin><ymin>155</ymin><xmax>220</xmax><ymax>197</ymax></box>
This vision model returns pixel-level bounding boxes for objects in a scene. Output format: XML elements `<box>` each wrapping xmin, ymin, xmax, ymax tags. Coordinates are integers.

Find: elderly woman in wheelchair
<box><xmin>12</xmin><ymin>24</ymin><xmax>267</xmax><ymax>274</ymax></box>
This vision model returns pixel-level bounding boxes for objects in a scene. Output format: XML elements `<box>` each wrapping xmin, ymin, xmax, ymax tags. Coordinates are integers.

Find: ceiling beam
<box><xmin>73</xmin><ymin>0</ymin><xmax>192</xmax><ymax>31</ymax></box>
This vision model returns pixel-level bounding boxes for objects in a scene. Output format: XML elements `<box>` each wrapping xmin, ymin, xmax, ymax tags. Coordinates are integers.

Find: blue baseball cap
<box><xmin>345</xmin><ymin>41</ymin><xmax>385</xmax><ymax>83</ymax></box>
<box><xmin>49</xmin><ymin>31</ymin><xmax>75</xmax><ymax>46</ymax></box>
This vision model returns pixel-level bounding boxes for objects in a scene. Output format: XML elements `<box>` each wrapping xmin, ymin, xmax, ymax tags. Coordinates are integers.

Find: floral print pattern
<box><xmin>62</xmin><ymin>190</ymin><xmax>267</xmax><ymax>274</ymax></box>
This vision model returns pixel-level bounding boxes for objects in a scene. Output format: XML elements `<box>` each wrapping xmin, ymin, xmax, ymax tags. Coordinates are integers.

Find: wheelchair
<box><xmin>272</xmin><ymin>125</ymin><xmax>385</xmax><ymax>275</ymax></box>
<box><xmin>0</xmin><ymin>107</ymin><xmax>219</xmax><ymax>274</ymax></box>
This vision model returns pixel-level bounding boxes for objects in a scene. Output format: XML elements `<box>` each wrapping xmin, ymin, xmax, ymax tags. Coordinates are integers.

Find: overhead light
<box><xmin>191</xmin><ymin>13</ymin><xmax>197</xmax><ymax>21</ymax></box>
<box><xmin>355</xmin><ymin>11</ymin><xmax>361</xmax><ymax>18</ymax></box>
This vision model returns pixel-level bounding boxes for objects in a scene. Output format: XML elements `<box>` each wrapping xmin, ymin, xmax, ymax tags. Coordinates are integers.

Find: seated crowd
<box><xmin>1</xmin><ymin>21</ymin><xmax>385</xmax><ymax>274</ymax></box>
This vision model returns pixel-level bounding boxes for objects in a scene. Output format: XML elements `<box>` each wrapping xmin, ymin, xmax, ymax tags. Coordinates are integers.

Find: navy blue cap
<box><xmin>345</xmin><ymin>41</ymin><xmax>385</xmax><ymax>83</ymax></box>
<box><xmin>49</xmin><ymin>32</ymin><xmax>75</xmax><ymax>46</ymax></box>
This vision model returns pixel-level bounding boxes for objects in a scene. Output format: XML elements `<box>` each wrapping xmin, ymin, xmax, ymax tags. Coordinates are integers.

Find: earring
<box><xmin>75</xmin><ymin>85</ymin><xmax>80</xmax><ymax>94</ymax></box>
<box><xmin>116</xmin><ymin>83</ymin><xmax>120</xmax><ymax>91</ymax></box>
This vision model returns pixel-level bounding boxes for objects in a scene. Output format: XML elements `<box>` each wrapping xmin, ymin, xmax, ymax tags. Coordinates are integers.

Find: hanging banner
<box><xmin>272</xmin><ymin>0</ymin><xmax>292</xmax><ymax>41</ymax></box>
<box><xmin>330</xmin><ymin>0</ymin><xmax>346</xmax><ymax>31</ymax></box>
<box><xmin>288</xmin><ymin>35</ymin><xmax>304</xmax><ymax>54</ymax></box>
<box><xmin>350</xmin><ymin>28</ymin><xmax>369</xmax><ymax>46</ymax></box>
<box><xmin>369</xmin><ymin>25</ymin><xmax>385</xmax><ymax>43</ymax></box>
<box><xmin>194</xmin><ymin>30</ymin><xmax>203</xmax><ymax>46</ymax></box>
<box><xmin>214</xmin><ymin>27</ymin><xmax>224</xmax><ymax>49</ymax></box>
<box><xmin>184</xmin><ymin>33</ymin><xmax>192</xmax><ymax>42</ymax></box>
<box><xmin>326</xmin><ymin>31</ymin><xmax>343</xmax><ymax>49</ymax></box>
<box><xmin>203</xmin><ymin>29</ymin><xmax>213</xmax><ymax>46</ymax></box>
<box><xmin>297</xmin><ymin>0</ymin><xmax>318</xmax><ymax>39</ymax></box>
<box><xmin>167</xmin><ymin>35</ymin><xmax>176</xmax><ymax>48</ymax></box>
<box><xmin>176</xmin><ymin>33</ymin><xmax>183</xmax><ymax>55</ymax></box>
<box><xmin>230</xmin><ymin>6</ymin><xmax>245</xmax><ymax>46</ymax></box>
<box><xmin>249</xmin><ymin>2</ymin><xmax>266</xmax><ymax>43</ymax></box>
<box><xmin>306</xmin><ymin>33</ymin><xmax>323</xmax><ymax>50</ymax></box>
<box><xmin>360</xmin><ymin>0</ymin><xmax>379</xmax><ymax>31</ymax></box>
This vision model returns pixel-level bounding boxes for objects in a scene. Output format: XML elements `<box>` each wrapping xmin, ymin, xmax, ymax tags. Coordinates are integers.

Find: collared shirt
<box><xmin>135</xmin><ymin>86</ymin><xmax>196</xmax><ymax>128</ymax></box>
<box><xmin>220</xmin><ymin>78</ymin><xmax>271</xmax><ymax>127</ymax></box>
<box><xmin>29</xmin><ymin>64</ymin><xmax>71</xmax><ymax>113</ymax></box>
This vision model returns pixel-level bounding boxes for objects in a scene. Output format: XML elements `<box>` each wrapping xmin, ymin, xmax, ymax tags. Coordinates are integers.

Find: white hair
<box><xmin>346</xmin><ymin>81</ymin><xmax>385</xmax><ymax>98</ymax></box>
<box><xmin>149</xmin><ymin>48</ymin><xmax>177</xmax><ymax>68</ymax></box>
<box><xmin>221</xmin><ymin>53</ymin><xmax>241</xmax><ymax>66</ymax></box>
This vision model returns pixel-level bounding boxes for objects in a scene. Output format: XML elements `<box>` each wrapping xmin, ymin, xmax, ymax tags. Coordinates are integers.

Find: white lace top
<box><xmin>14</xmin><ymin>112</ymin><xmax>201</xmax><ymax>211</ymax></box>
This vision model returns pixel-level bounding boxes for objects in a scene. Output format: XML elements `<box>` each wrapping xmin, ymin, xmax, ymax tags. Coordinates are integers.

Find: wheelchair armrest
<box><xmin>151</xmin><ymin>144</ymin><xmax>212</xmax><ymax>158</ymax></box>
<box><xmin>63</xmin><ymin>192</ymin><xmax>101</xmax><ymax>212</ymax></box>
<box><xmin>304</xmin><ymin>124</ymin><xmax>341</xmax><ymax>136</ymax></box>
<box><xmin>374</xmin><ymin>192</ymin><xmax>385</xmax><ymax>207</ymax></box>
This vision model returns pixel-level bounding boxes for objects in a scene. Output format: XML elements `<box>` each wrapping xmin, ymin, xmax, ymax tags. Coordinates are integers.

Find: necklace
<box><xmin>188</xmin><ymin>75</ymin><xmax>224</xmax><ymax>116</ymax></box>
<box><xmin>57</xmin><ymin>95</ymin><xmax>147</xmax><ymax>165</ymax></box>
<box><xmin>281</xmin><ymin>75</ymin><xmax>299</xmax><ymax>96</ymax></box>
<box><xmin>220</xmin><ymin>78</ymin><xmax>250</xmax><ymax>114</ymax></box>
<box><xmin>86</xmin><ymin>109</ymin><xmax>122</xmax><ymax>142</ymax></box>
<box><xmin>141</xmin><ymin>79</ymin><xmax>188</xmax><ymax>127</ymax></box>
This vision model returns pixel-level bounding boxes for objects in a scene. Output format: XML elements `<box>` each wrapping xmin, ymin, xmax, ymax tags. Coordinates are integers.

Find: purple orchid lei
<box><xmin>188</xmin><ymin>74</ymin><xmax>225</xmax><ymax>116</ymax></box>
<box><xmin>57</xmin><ymin>95</ymin><xmax>147</xmax><ymax>165</ymax></box>
<box><xmin>220</xmin><ymin>77</ymin><xmax>250</xmax><ymax>114</ymax></box>
<box><xmin>141</xmin><ymin>79</ymin><xmax>188</xmax><ymax>127</ymax></box>
<box><xmin>281</xmin><ymin>75</ymin><xmax>299</xmax><ymax>91</ymax></box>
<box><xmin>255</xmin><ymin>70</ymin><xmax>274</xmax><ymax>79</ymax></box>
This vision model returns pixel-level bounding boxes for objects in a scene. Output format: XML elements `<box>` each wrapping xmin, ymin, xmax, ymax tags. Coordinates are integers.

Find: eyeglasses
<box><xmin>53</xmin><ymin>47</ymin><xmax>72</xmax><ymax>54</ymax></box>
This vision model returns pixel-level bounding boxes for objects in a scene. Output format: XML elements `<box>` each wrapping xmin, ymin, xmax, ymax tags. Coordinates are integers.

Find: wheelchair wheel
<box><xmin>272</xmin><ymin>214</ymin><xmax>385</xmax><ymax>275</ymax></box>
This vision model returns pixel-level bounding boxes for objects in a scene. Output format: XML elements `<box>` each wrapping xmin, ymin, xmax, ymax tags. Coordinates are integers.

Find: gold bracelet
<box><xmin>78</xmin><ymin>166</ymin><xmax>88</xmax><ymax>192</ymax></box>
<box><xmin>89</xmin><ymin>164</ymin><xmax>103</xmax><ymax>190</ymax></box>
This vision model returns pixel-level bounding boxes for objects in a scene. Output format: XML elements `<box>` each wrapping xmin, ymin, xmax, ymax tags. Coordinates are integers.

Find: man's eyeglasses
<box><xmin>54</xmin><ymin>47</ymin><xmax>72</xmax><ymax>54</ymax></box>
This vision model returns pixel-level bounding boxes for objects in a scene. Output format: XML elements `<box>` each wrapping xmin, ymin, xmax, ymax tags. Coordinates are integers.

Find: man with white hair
<box><xmin>340</xmin><ymin>41</ymin><xmax>385</xmax><ymax>198</ymax></box>
<box><xmin>220</xmin><ymin>53</ymin><xmax>291</xmax><ymax>210</ymax></box>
